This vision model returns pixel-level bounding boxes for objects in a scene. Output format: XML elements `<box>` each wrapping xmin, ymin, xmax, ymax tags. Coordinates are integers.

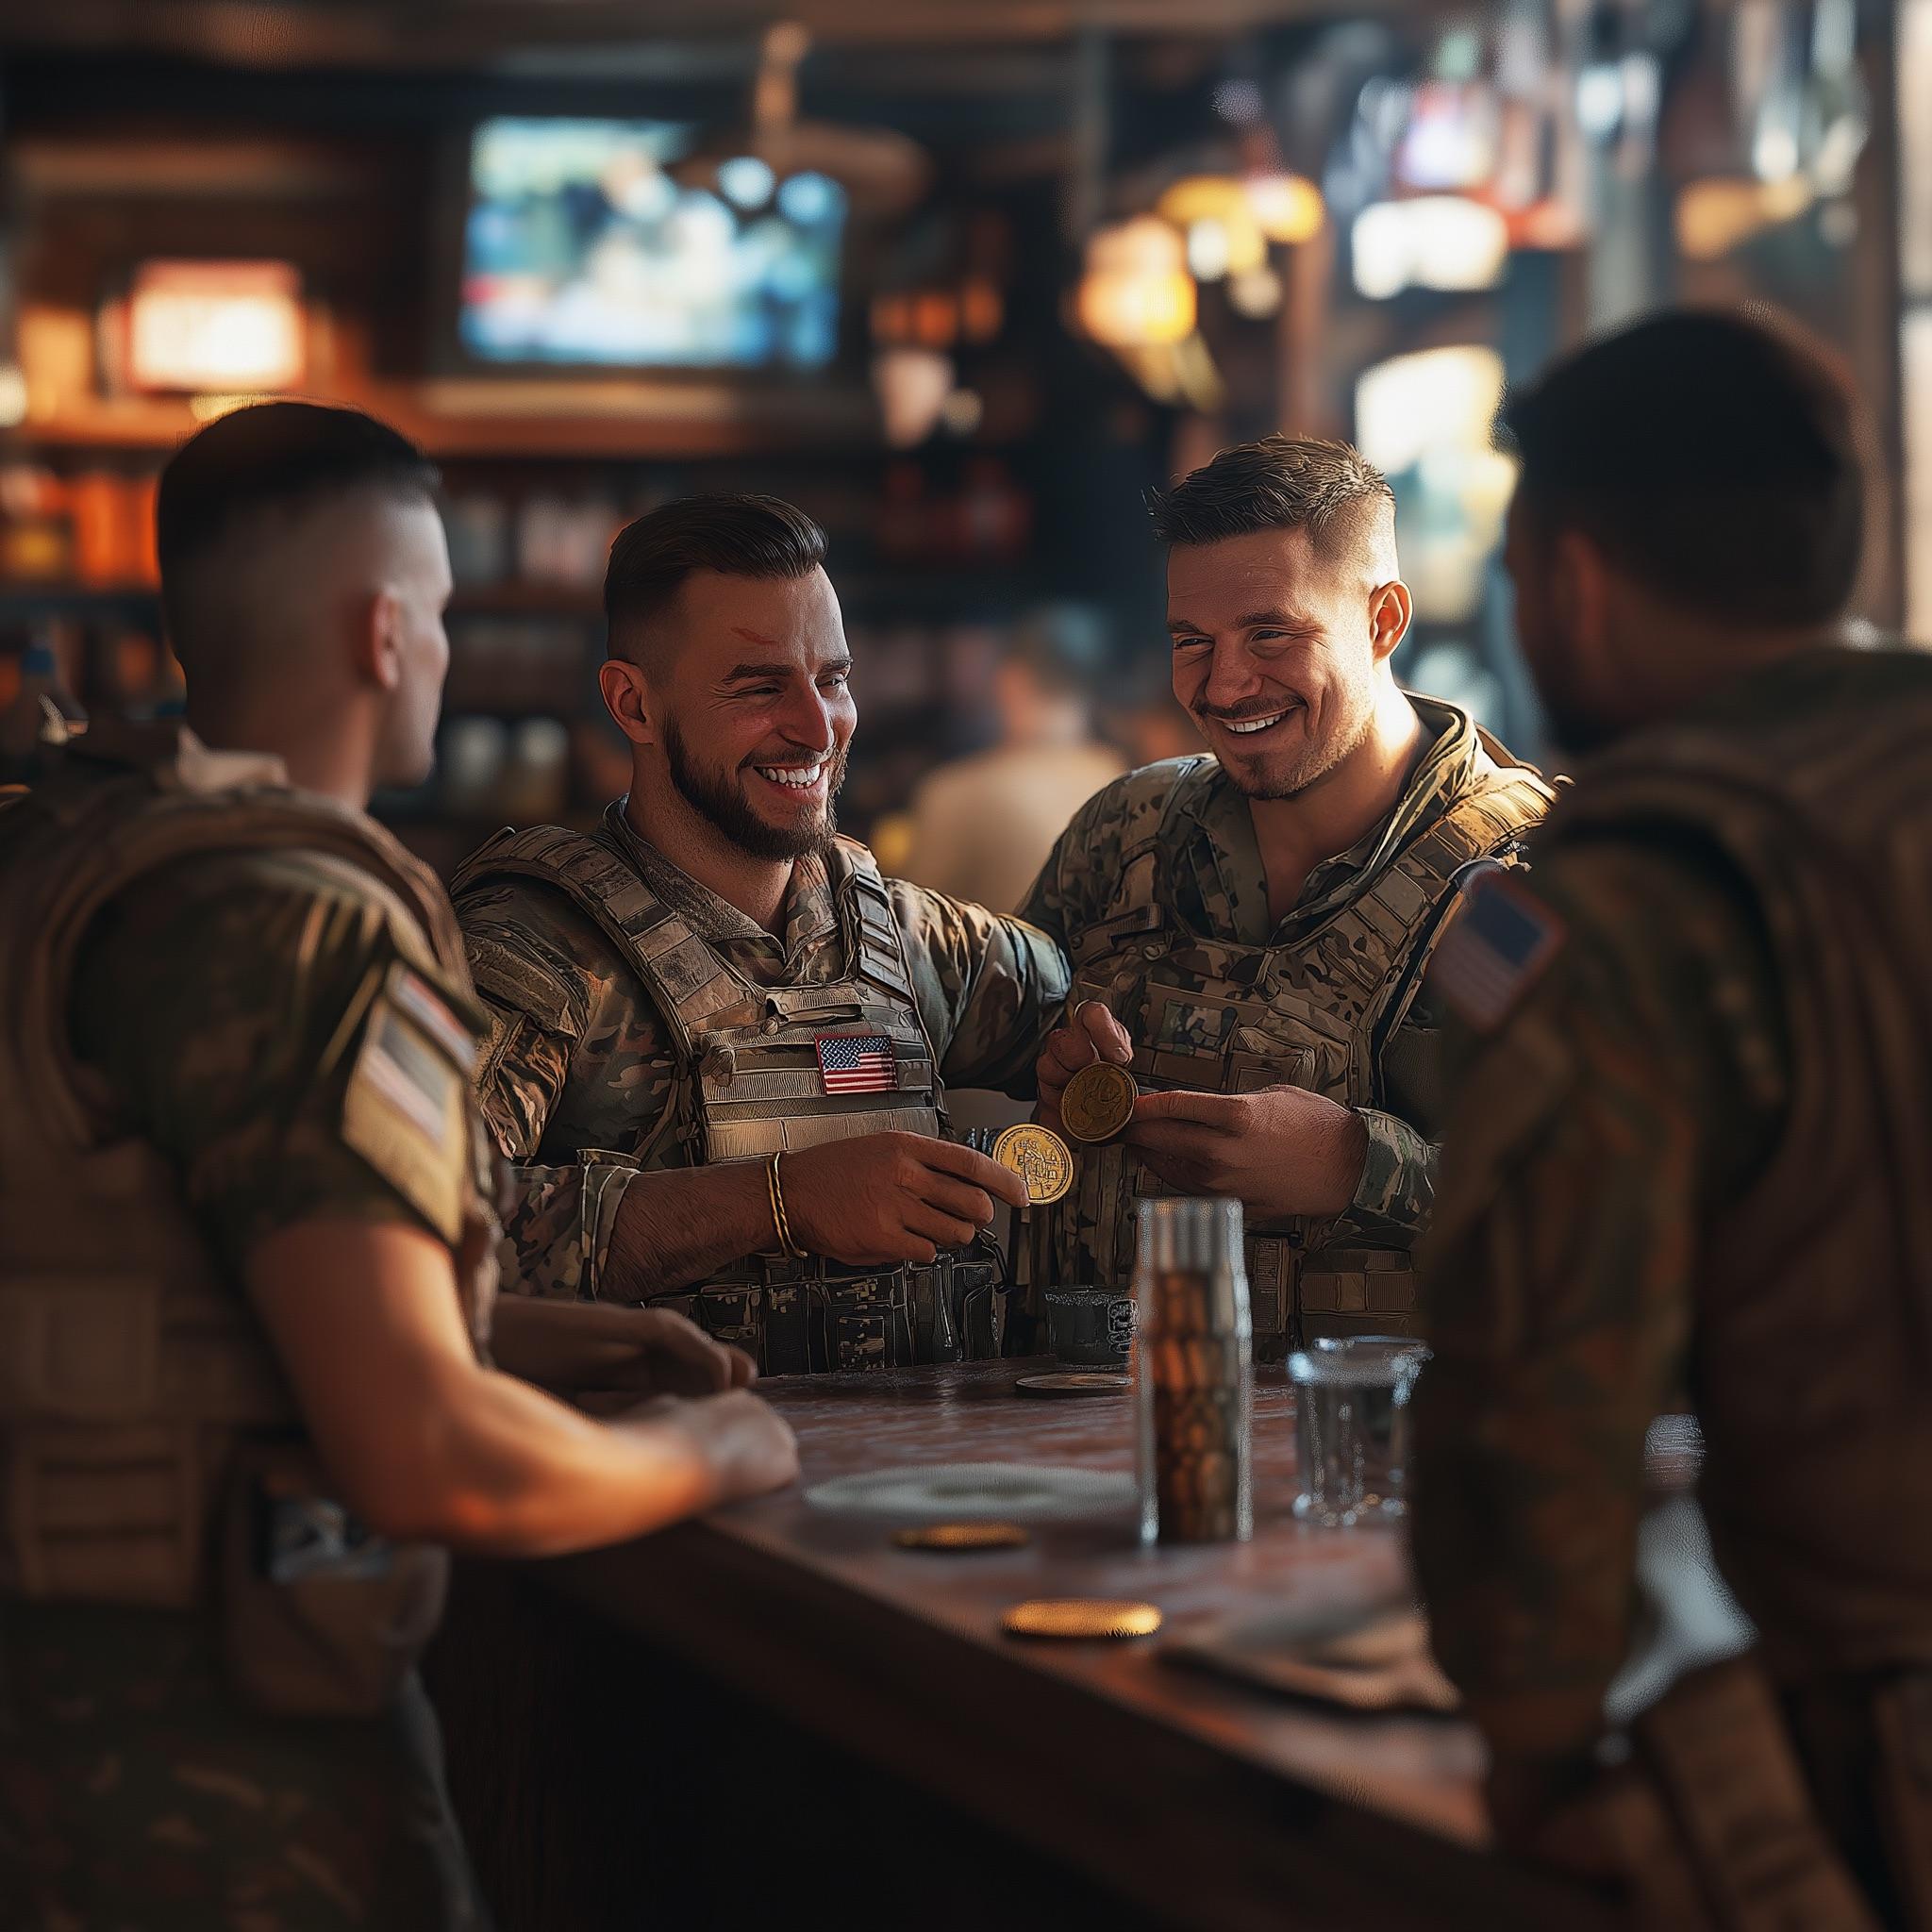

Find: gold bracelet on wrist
<box><xmin>766</xmin><ymin>1152</ymin><xmax>807</xmax><ymax>1260</ymax></box>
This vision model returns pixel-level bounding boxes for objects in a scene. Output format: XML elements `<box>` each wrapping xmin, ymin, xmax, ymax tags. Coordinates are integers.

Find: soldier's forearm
<box><xmin>604</xmin><ymin>1162</ymin><xmax>776</xmax><ymax>1298</ymax></box>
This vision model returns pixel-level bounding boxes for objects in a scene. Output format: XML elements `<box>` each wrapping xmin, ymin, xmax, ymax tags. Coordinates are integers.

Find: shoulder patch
<box><xmin>388</xmin><ymin>963</ymin><xmax>479</xmax><ymax>1077</ymax></box>
<box><xmin>1426</xmin><ymin>872</ymin><xmax>1566</xmax><ymax>1033</ymax></box>
<box><xmin>341</xmin><ymin>981</ymin><xmax>469</xmax><ymax>1243</ymax></box>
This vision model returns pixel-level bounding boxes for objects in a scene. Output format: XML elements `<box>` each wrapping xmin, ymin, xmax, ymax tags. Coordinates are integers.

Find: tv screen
<box><xmin>458</xmin><ymin>118</ymin><xmax>846</xmax><ymax>371</ymax></box>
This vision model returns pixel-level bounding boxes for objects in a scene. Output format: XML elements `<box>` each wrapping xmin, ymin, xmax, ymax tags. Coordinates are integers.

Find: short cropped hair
<box><xmin>1148</xmin><ymin>435</ymin><xmax>1394</xmax><ymax>565</ymax></box>
<box><xmin>605</xmin><ymin>493</ymin><xmax>826</xmax><ymax>660</ymax></box>
<box><xmin>158</xmin><ymin>401</ymin><xmax>439</xmax><ymax>658</ymax></box>
<box><xmin>1499</xmin><ymin>308</ymin><xmax>1863</xmax><ymax>626</ymax></box>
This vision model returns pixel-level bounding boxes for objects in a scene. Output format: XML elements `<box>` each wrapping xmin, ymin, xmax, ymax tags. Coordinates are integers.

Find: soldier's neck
<box><xmin>622</xmin><ymin>781</ymin><xmax>793</xmax><ymax>934</ymax></box>
<box><xmin>186</xmin><ymin>701</ymin><xmax>374</xmax><ymax>811</ymax></box>
<box><xmin>1247</xmin><ymin>684</ymin><xmax>1423</xmax><ymax>924</ymax></box>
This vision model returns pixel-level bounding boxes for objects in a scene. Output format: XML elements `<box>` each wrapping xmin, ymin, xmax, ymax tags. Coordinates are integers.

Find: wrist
<box><xmin>1310</xmin><ymin>1104</ymin><xmax>1372</xmax><ymax>1218</ymax></box>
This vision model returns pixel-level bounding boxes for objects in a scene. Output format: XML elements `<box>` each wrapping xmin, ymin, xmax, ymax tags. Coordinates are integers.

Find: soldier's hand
<box><xmin>615</xmin><ymin>1389</ymin><xmax>799</xmax><ymax>1505</ymax></box>
<box><xmin>1034</xmin><ymin>1000</ymin><xmax>1135</xmax><ymax>1134</ymax></box>
<box><xmin>783</xmin><ymin>1132</ymin><xmax>1028</xmax><ymax>1267</ymax></box>
<box><xmin>1125</xmin><ymin>1085</ymin><xmax>1370</xmax><ymax>1219</ymax></box>
<box><xmin>491</xmin><ymin>1297</ymin><xmax>757</xmax><ymax>1397</ymax></box>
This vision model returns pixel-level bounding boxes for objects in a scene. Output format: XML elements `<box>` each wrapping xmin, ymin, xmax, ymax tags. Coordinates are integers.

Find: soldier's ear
<box><xmin>1552</xmin><ymin>529</ymin><xmax>1610</xmax><ymax>661</ymax></box>
<box><xmin>598</xmin><ymin>655</ymin><xmax>656</xmax><ymax>748</ymax></box>
<box><xmin>360</xmin><ymin>589</ymin><xmax>405</xmax><ymax>694</ymax></box>
<box><xmin>1368</xmin><ymin>578</ymin><xmax>1412</xmax><ymax>663</ymax></box>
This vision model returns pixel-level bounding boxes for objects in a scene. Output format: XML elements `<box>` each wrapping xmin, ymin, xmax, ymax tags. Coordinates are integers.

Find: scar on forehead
<box><xmin>733</xmin><ymin>626</ymin><xmax>782</xmax><ymax>648</ymax></box>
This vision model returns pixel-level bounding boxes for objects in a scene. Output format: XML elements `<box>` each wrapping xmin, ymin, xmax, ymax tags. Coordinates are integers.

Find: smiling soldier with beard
<box><xmin>453</xmin><ymin>494</ymin><xmax>1066</xmax><ymax>1374</ymax></box>
<box><xmin>1021</xmin><ymin>436</ymin><xmax>1553</xmax><ymax>1359</ymax></box>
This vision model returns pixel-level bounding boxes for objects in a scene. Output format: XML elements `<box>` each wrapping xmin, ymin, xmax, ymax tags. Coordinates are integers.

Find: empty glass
<box><xmin>1289</xmin><ymin>1336</ymin><xmax>1430</xmax><ymax>1528</ymax></box>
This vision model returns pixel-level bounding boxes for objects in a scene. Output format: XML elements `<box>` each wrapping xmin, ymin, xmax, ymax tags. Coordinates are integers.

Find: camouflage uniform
<box><xmin>1414</xmin><ymin>644</ymin><xmax>1932</xmax><ymax>1925</ymax></box>
<box><xmin>0</xmin><ymin>725</ymin><xmax>496</xmax><ymax>1931</ymax></box>
<box><xmin>454</xmin><ymin>801</ymin><xmax>1068</xmax><ymax>1372</ymax></box>
<box><xmin>1018</xmin><ymin>695</ymin><xmax>1552</xmax><ymax>1357</ymax></box>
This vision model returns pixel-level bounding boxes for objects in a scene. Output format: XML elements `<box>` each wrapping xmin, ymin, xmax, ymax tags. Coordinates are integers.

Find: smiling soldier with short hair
<box><xmin>456</xmin><ymin>492</ymin><xmax>1068</xmax><ymax>1374</ymax></box>
<box><xmin>1021</xmin><ymin>436</ymin><xmax>1553</xmax><ymax>1358</ymax></box>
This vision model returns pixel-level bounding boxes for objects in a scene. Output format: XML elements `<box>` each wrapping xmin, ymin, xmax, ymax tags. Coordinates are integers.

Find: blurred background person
<box><xmin>895</xmin><ymin>601</ymin><xmax>1125</xmax><ymax>913</ymax></box>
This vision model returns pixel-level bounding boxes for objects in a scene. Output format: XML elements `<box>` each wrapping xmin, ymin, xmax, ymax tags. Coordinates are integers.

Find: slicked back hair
<box><xmin>1499</xmin><ymin>308</ymin><xmax>1863</xmax><ymax>627</ymax></box>
<box><xmin>157</xmin><ymin>400</ymin><xmax>439</xmax><ymax>665</ymax></box>
<box><xmin>605</xmin><ymin>493</ymin><xmax>827</xmax><ymax>664</ymax></box>
<box><xmin>1148</xmin><ymin>435</ymin><xmax>1395</xmax><ymax>571</ymax></box>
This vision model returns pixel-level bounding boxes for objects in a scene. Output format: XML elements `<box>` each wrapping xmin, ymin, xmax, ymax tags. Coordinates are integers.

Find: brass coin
<box><xmin>1059</xmin><ymin>1061</ymin><xmax>1137</xmax><ymax>1144</ymax></box>
<box><xmin>1002</xmin><ymin>1598</ymin><xmax>1164</xmax><ymax>1641</ymax></box>
<box><xmin>891</xmin><ymin>1522</ymin><xmax>1031</xmax><ymax>1552</ymax></box>
<box><xmin>1012</xmin><ymin>1372</ymin><xmax>1130</xmax><ymax>1398</ymax></box>
<box><xmin>991</xmin><ymin>1124</ymin><xmax>1074</xmax><ymax>1206</ymax></box>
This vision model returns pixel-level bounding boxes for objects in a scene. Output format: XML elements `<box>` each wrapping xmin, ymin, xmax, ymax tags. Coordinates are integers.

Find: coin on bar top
<box><xmin>1002</xmin><ymin>1598</ymin><xmax>1163</xmax><ymax>1641</ymax></box>
<box><xmin>1058</xmin><ymin>1061</ymin><xmax>1137</xmax><ymax>1144</ymax></box>
<box><xmin>990</xmin><ymin>1124</ymin><xmax>1074</xmax><ymax>1205</ymax></box>
<box><xmin>892</xmin><ymin>1522</ymin><xmax>1031</xmax><ymax>1552</ymax></box>
<box><xmin>1012</xmin><ymin>1371</ymin><xmax>1129</xmax><ymax>1398</ymax></box>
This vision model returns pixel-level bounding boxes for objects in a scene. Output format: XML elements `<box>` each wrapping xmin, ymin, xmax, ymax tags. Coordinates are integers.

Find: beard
<box><xmin>1205</xmin><ymin>691</ymin><xmax>1375</xmax><ymax>802</ymax></box>
<box><xmin>663</xmin><ymin>716</ymin><xmax>846</xmax><ymax>861</ymax></box>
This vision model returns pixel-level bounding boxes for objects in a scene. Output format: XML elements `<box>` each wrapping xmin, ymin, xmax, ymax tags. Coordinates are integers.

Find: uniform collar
<box><xmin>598</xmin><ymin>799</ymin><xmax>841</xmax><ymax>965</ymax></box>
<box><xmin>1170</xmin><ymin>694</ymin><xmax>1483</xmax><ymax>943</ymax></box>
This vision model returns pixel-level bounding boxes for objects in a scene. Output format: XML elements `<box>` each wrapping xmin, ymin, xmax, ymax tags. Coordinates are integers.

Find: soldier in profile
<box><xmin>454</xmin><ymin>493</ymin><xmax>1067</xmax><ymax>1374</ymax></box>
<box><xmin>1413</xmin><ymin>309</ymin><xmax>1932</xmax><ymax>1926</ymax></box>
<box><xmin>1022</xmin><ymin>436</ymin><xmax>1553</xmax><ymax>1357</ymax></box>
<box><xmin>0</xmin><ymin>403</ymin><xmax>797</xmax><ymax>1928</ymax></box>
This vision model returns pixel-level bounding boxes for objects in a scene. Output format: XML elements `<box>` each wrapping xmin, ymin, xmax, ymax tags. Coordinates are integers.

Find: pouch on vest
<box><xmin>221</xmin><ymin>1441</ymin><xmax>448</xmax><ymax>1719</ymax></box>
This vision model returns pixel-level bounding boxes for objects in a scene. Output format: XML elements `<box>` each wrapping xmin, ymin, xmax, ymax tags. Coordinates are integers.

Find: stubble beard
<box><xmin>1214</xmin><ymin>694</ymin><xmax>1375</xmax><ymax>803</ymax></box>
<box><xmin>662</xmin><ymin>715</ymin><xmax>845</xmax><ymax>861</ymax></box>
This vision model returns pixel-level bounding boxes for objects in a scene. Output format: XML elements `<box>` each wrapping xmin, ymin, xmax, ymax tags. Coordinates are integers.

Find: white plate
<box><xmin>804</xmin><ymin>1462</ymin><xmax>1136</xmax><ymax>1521</ymax></box>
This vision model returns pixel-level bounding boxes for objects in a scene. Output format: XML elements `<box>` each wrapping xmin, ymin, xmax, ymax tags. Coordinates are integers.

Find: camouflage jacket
<box><xmin>0</xmin><ymin>748</ymin><xmax>490</xmax><ymax>1931</ymax></box>
<box><xmin>1017</xmin><ymin>695</ymin><xmax>1541</xmax><ymax>1250</ymax></box>
<box><xmin>1412</xmin><ymin>643</ymin><xmax>1932</xmax><ymax>1814</ymax></box>
<box><xmin>458</xmin><ymin>800</ymin><xmax>1070</xmax><ymax>1301</ymax></box>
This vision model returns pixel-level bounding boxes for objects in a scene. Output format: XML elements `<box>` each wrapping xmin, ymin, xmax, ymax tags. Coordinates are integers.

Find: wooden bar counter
<box><xmin>516</xmin><ymin>1359</ymin><xmax>1612</xmax><ymax>1932</ymax></box>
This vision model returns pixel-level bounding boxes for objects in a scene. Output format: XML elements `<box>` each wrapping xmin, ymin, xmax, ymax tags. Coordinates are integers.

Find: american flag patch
<box><xmin>816</xmin><ymin>1032</ymin><xmax>896</xmax><ymax>1094</ymax></box>
<box><xmin>1427</xmin><ymin>872</ymin><xmax>1566</xmax><ymax>1032</ymax></box>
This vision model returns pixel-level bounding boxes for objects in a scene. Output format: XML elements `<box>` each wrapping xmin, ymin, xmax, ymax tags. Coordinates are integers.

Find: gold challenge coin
<box><xmin>892</xmin><ymin>1522</ymin><xmax>1031</xmax><ymax>1552</ymax></box>
<box><xmin>1002</xmin><ymin>1598</ymin><xmax>1164</xmax><ymax>1641</ymax></box>
<box><xmin>991</xmin><ymin>1124</ymin><xmax>1074</xmax><ymax>1206</ymax></box>
<box><xmin>1058</xmin><ymin>1061</ymin><xmax>1137</xmax><ymax>1144</ymax></box>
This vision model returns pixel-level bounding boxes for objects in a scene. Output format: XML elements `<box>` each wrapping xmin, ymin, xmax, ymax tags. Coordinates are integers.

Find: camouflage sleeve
<box><xmin>1410</xmin><ymin>840</ymin><xmax>1787</xmax><ymax>1786</ymax></box>
<box><xmin>461</xmin><ymin>883</ymin><xmax>672</xmax><ymax>1302</ymax></box>
<box><xmin>69</xmin><ymin>851</ymin><xmax>477</xmax><ymax>1271</ymax></box>
<box><xmin>888</xmin><ymin>877</ymin><xmax>1071</xmax><ymax>1096</ymax></box>
<box><xmin>1012</xmin><ymin>782</ymin><xmax>1122</xmax><ymax>955</ymax></box>
<box><xmin>1336</xmin><ymin>1108</ymin><xmax>1435</xmax><ymax>1245</ymax></box>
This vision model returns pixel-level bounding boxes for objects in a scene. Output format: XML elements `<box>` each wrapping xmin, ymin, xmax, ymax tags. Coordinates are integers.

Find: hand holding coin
<box><xmin>1059</xmin><ymin>1060</ymin><xmax>1138</xmax><ymax>1144</ymax></box>
<box><xmin>991</xmin><ymin>1123</ymin><xmax>1074</xmax><ymax>1207</ymax></box>
<box><xmin>1034</xmin><ymin>999</ymin><xmax>1135</xmax><ymax>1138</ymax></box>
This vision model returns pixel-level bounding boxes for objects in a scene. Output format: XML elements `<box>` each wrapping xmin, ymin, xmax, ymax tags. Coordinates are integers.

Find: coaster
<box><xmin>1013</xmin><ymin>1371</ymin><xmax>1129</xmax><ymax>1398</ymax></box>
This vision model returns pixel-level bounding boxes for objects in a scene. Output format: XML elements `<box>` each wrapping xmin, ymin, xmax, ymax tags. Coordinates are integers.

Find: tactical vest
<box><xmin>1533</xmin><ymin>651</ymin><xmax>1932</xmax><ymax>1685</ymax></box>
<box><xmin>1054</xmin><ymin>736</ymin><xmax>1552</xmax><ymax>1359</ymax></box>
<box><xmin>0</xmin><ymin>725</ymin><xmax>498</xmax><ymax>1716</ymax></box>
<box><xmin>1471</xmin><ymin>647</ymin><xmax>1932</xmax><ymax>1930</ymax></box>
<box><xmin>454</xmin><ymin>821</ymin><xmax>1000</xmax><ymax>1374</ymax></box>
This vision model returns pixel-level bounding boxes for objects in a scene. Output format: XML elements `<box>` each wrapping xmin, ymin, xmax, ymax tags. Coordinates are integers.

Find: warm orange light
<box><xmin>1675</xmin><ymin>175</ymin><xmax>1814</xmax><ymax>261</ymax></box>
<box><xmin>1245</xmin><ymin>173</ymin><xmax>1325</xmax><ymax>244</ymax></box>
<box><xmin>126</xmin><ymin>260</ymin><xmax>305</xmax><ymax>394</ymax></box>
<box><xmin>1076</xmin><ymin>218</ymin><xmax>1196</xmax><ymax>348</ymax></box>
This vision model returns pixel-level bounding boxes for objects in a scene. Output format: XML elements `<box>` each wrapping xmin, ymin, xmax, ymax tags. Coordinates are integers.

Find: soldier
<box><xmin>1412</xmin><ymin>310</ymin><xmax>1932</xmax><ymax>1927</ymax></box>
<box><xmin>454</xmin><ymin>493</ymin><xmax>1067</xmax><ymax>1374</ymax></box>
<box><xmin>1022</xmin><ymin>436</ymin><xmax>1552</xmax><ymax>1357</ymax></box>
<box><xmin>0</xmin><ymin>402</ymin><xmax>798</xmax><ymax>1930</ymax></box>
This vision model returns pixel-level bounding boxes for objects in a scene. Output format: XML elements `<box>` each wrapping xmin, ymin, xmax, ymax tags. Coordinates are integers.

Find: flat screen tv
<box><xmin>457</xmin><ymin>117</ymin><xmax>846</xmax><ymax>372</ymax></box>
